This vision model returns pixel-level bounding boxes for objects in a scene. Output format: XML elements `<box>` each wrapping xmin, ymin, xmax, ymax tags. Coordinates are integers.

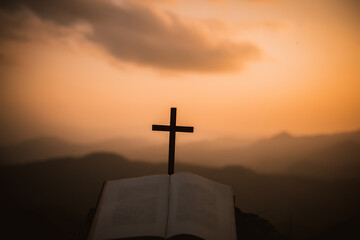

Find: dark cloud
<box><xmin>345</xmin><ymin>0</ymin><xmax>360</xmax><ymax>23</ymax></box>
<box><xmin>0</xmin><ymin>0</ymin><xmax>260</xmax><ymax>72</ymax></box>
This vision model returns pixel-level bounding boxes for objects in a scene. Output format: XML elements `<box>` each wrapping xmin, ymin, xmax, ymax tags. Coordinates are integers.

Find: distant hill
<box><xmin>0</xmin><ymin>136</ymin><xmax>158</xmax><ymax>165</ymax></box>
<box><xmin>1</xmin><ymin>153</ymin><xmax>360</xmax><ymax>240</ymax></box>
<box><xmin>0</xmin><ymin>137</ymin><xmax>85</xmax><ymax>165</ymax></box>
<box><xmin>237</xmin><ymin>130</ymin><xmax>360</xmax><ymax>178</ymax></box>
<box><xmin>286</xmin><ymin>140</ymin><xmax>360</xmax><ymax>180</ymax></box>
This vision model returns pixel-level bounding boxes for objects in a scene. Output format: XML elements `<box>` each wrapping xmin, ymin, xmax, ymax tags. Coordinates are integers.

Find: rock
<box><xmin>235</xmin><ymin>208</ymin><xmax>288</xmax><ymax>240</ymax></box>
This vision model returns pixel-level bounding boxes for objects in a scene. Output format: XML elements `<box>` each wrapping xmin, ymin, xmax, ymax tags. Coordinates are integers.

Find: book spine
<box><xmin>86</xmin><ymin>181</ymin><xmax>107</xmax><ymax>240</ymax></box>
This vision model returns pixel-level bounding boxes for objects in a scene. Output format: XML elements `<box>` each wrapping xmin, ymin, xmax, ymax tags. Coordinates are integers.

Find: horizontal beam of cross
<box><xmin>152</xmin><ymin>125</ymin><xmax>194</xmax><ymax>132</ymax></box>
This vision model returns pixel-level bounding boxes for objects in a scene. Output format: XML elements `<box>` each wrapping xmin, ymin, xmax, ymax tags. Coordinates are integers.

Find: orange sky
<box><xmin>0</xmin><ymin>0</ymin><xmax>359</xmax><ymax>144</ymax></box>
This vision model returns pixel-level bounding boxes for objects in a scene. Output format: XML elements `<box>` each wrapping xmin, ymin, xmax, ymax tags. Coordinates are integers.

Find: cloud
<box><xmin>0</xmin><ymin>0</ymin><xmax>260</xmax><ymax>73</ymax></box>
<box><xmin>344</xmin><ymin>0</ymin><xmax>360</xmax><ymax>25</ymax></box>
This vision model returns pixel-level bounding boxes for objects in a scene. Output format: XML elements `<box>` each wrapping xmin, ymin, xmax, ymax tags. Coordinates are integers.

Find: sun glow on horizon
<box><xmin>0</xmin><ymin>0</ymin><xmax>359</xmax><ymax>144</ymax></box>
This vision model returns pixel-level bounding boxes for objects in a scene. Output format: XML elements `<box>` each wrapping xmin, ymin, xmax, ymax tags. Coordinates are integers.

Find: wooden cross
<box><xmin>152</xmin><ymin>108</ymin><xmax>194</xmax><ymax>175</ymax></box>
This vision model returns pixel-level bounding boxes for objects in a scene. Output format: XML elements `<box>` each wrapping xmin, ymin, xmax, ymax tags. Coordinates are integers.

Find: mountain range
<box><xmin>1</xmin><ymin>130</ymin><xmax>360</xmax><ymax>179</ymax></box>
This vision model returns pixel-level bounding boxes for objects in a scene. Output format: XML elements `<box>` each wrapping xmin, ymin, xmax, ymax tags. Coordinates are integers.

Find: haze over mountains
<box><xmin>2</xmin><ymin>130</ymin><xmax>360</xmax><ymax>179</ymax></box>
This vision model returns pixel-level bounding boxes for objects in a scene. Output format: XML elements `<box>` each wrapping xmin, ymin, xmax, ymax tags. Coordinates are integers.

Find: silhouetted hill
<box><xmin>287</xmin><ymin>140</ymin><xmax>360</xmax><ymax>180</ymax></box>
<box><xmin>1</xmin><ymin>153</ymin><xmax>360</xmax><ymax>240</ymax></box>
<box><xmin>0</xmin><ymin>137</ymin><xmax>84</xmax><ymax>165</ymax></box>
<box><xmin>0</xmin><ymin>136</ymin><xmax>158</xmax><ymax>165</ymax></box>
<box><xmin>270</xmin><ymin>132</ymin><xmax>294</xmax><ymax>141</ymax></box>
<box><xmin>239</xmin><ymin>130</ymin><xmax>360</xmax><ymax>174</ymax></box>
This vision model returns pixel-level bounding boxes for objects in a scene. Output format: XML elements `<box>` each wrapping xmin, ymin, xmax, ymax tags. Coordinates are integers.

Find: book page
<box><xmin>166</xmin><ymin>172</ymin><xmax>236</xmax><ymax>240</ymax></box>
<box><xmin>90</xmin><ymin>174</ymin><xmax>169</xmax><ymax>240</ymax></box>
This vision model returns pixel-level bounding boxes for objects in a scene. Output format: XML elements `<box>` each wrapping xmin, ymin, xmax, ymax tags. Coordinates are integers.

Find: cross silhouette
<box><xmin>152</xmin><ymin>108</ymin><xmax>194</xmax><ymax>175</ymax></box>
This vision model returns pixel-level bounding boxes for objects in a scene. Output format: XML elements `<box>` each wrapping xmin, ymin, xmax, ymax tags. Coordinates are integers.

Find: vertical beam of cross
<box><xmin>168</xmin><ymin>108</ymin><xmax>176</xmax><ymax>175</ymax></box>
<box><xmin>152</xmin><ymin>108</ymin><xmax>194</xmax><ymax>175</ymax></box>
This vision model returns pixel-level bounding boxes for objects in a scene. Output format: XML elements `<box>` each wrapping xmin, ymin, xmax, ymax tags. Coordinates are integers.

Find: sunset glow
<box><xmin>1</xmin><ymin>0</ymin><xmax>359</xmax><ymax>144</ymax></box>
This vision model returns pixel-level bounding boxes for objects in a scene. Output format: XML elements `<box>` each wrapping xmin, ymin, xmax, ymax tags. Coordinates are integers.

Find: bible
<box><xmin>88</xmin><ymin>172</ymin><xmax>236</xmax><ymax>240</ymax></box>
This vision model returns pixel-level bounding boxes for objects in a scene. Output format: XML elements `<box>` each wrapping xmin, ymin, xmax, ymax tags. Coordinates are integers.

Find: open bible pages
<box><xmin>166</xmin><ymin>172</ymin><xmax>236</xmax><ymax>240</ymax></box>
<box><xmin>89</xmin><ymin>174</ymin><xmax>170</xmax><ymax>240</ymax></box>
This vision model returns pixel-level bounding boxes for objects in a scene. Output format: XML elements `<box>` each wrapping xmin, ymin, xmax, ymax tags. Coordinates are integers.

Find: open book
<box><xmin>88</xmin><ymin>172</ymin><xmax>236</xmax><ymax>240</ymax></box>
